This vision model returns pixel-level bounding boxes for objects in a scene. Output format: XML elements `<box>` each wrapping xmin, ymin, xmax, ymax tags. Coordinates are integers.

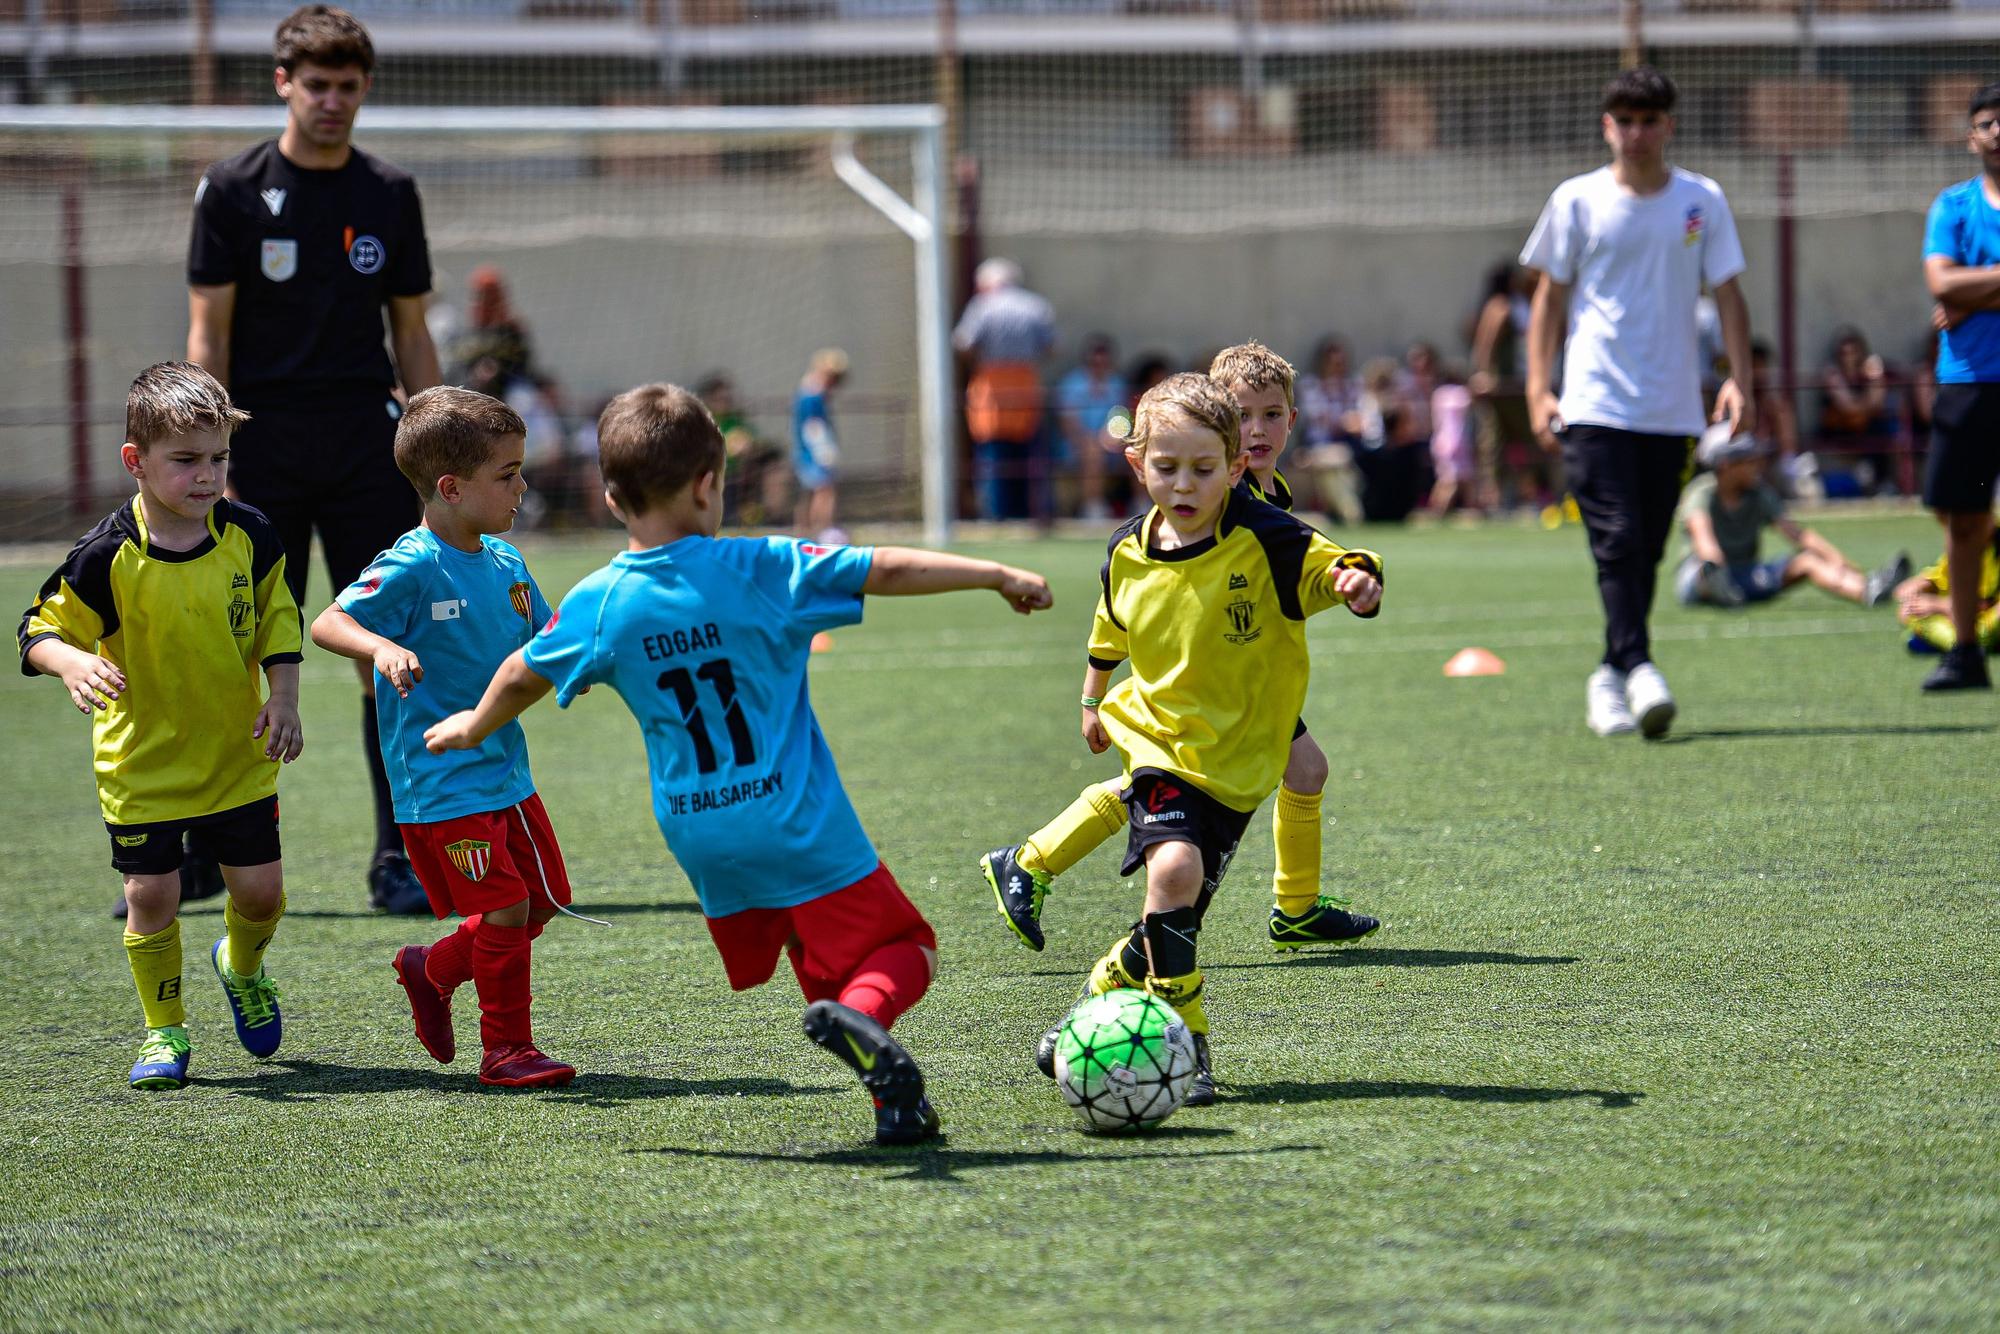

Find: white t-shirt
<box><xmin>1520</xmin><ymin>165</ymin><xmax>1746</xmax><ymax>437</ymax></box>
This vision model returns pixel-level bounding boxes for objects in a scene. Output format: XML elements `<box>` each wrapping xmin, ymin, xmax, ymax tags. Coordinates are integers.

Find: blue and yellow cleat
<box><xmin>1269</xmin><ymin>897</ymin><xmax>1381</xmax><ymax>951</ymax></box>
<box><xmin>129</xmin><ymin>1026</ymin><xmax>190</xmax><ymax>1090</ymax></box>
<box><xmin>210</xmin><ymin>939</ymin><xmax>283</xmax><ymax>1058</ymax></box>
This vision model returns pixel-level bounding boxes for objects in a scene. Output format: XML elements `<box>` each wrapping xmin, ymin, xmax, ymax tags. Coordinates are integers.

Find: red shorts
<box><xmin>400</xmin><ymin>793</ymin><xmax>573</xmax><ymax>920</ymax></box>
<box><xmin>704</xmin><ymin>863</ymin><xmax>936</xmax><ymax>997</ymax></box>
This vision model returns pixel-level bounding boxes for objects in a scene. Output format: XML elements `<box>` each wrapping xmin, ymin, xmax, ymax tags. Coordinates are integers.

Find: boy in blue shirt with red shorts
<box><xmin>425</xmin><ymin>382</ymin><xmax>1052</xmax><ymax>1143</ymax></box>
<box><xmin>312</xmin><ymin>386</ymin><xmax>577</xmax><ymax>1088</ymax></box>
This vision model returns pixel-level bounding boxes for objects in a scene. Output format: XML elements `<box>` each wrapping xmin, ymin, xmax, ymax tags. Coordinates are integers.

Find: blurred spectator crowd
<box><xmin>430</xmin><ymin>258</ymin><xmax>1945</xmax><ymax>533</ymax></box>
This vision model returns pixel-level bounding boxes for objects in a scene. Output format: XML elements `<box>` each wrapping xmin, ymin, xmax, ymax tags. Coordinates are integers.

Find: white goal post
<box><xmin>0</xmin><ymin>103</ymin><xmax>956</xmax><ymax>547</ymax></box>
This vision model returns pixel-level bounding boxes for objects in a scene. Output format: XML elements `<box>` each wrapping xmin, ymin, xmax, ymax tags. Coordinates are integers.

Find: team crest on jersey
<box><xmin>1223</xmin><ymin>596</ymin><xmax>1261</xmax><ymax>645</ymax></box>
<box><xmin>1228</xmin><ymin>572</ymin><xmax>1249</xmax><ymax>590</ymax></box>
<box><xmin>445</xmin><ymin>839</ymin><xmax>492</xmax><ymax>882</ymax></box>
<box><xmin>1684</xmin><ymin>205</ymin><xmax>1704</xmax><ymax>247</ymax></box>
<box><xmin>260</xmin><ymin>239</ymin><xmax>298</xmax><ymax>282</ymax></box>
<box><xmin>509</xmin><ymin>581</ymin><xmax>534</xmax><ymax>622</ymax></box>
<box><xmin>228</xmin><ymin>592</ymin><xmax>253</xmax><ymax>638</ymax></box>
<box><xmin>348</xmin><ymin>234</ymin><xmax>386</xmax><ymax>274</ymax></box>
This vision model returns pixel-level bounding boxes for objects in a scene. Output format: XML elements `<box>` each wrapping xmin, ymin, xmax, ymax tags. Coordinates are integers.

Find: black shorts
<box><xmin>1118</xmin><ymin>769</ymin><xmax>1253</xmax><ymax>920</ymax></box>
<box><xmin>230</xmin><ymin>390</ymin><xmax>419</xmax><ymax>604</ymax></box>
<box><xmin>106</xmin><ymin>795</ymin><xmax>281</xmax><ymax>877</ymax></box>
<box><xmin>1924</xmin><ymin>383</ymin><xmax>2000</xmax><ymax>513</ymax></box>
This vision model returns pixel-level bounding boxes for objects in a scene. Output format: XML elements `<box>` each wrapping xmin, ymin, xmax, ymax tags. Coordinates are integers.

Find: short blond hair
<box><xmin>394</xmin><ymin>386</ymin><xmax>525</xmax><ymax>497</ymax></box>
<box><xmin>125</xmin><ymin>361</ymin><xmax>249</xmax><ymax>451</ymax></box>
<box><xmin>1208</xmin><ymin>341</ymin><xmax>1297</xmax><ymax>408</ymax></box>
<box><xmin>1126</xmin><ymin>372</ymin><xmax>1241</xmax><ymax>462</ymax></box>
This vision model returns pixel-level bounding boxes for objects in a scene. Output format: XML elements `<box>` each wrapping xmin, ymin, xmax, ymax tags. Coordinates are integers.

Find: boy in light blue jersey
<box><xmin>312</xmin><ymin>387</ymin><xmax>577</xmax><ymax>1089</ymax></box>
<box><xmin>426</xmin><ymin>382</ymin><xmax>1053</xmax><ymax>1145</ymax></box>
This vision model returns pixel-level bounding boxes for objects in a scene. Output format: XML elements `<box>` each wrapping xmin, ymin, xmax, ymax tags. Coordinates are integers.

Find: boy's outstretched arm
<box><xmin>424</xmin><ymin>649</ymin><xmax>553</xmax><ymax>754</ymax></box>
<box><xmin>311</xmin><ymin>604</ymin><xmax>424</xmax><ymax>699</ymax></box>
<box><xmin>861</xmin><ymin>547</ymin><xmax>1052</xmax><ymax>614</ymax></box>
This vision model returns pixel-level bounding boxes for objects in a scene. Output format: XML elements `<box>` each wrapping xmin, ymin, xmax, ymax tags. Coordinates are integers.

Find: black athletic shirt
<box><xmin>188</xmin><ymin>139</ymin><xmax>432</xmax><ymax>409</ymax></box>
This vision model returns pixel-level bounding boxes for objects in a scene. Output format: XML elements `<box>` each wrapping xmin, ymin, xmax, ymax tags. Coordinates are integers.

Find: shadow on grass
<box><xmin>1222</xmin><ymin>1079</ymin><xmax>1640</xmax><ymax>1109</ymax></box>
<box><xmin>201</xmin><ymin>1058</ymin><xmax>834</xmax><ymax>1104</ymax></box>
<box><xmin>1213</xmin><ymin>948</ymin><xmax>1580</xmax><ymax>971</ymax></box>
<box><xmin>1017</xmin><ymin>949</ymin><xmax>1577</xmax><ymax>981</ymax></box>
<box><xmin>629</xmin><ymin>1127</ymin><xmax>1315</xmax><ymax>1182</ymax></box>
<box><xmin>1660</xmin><ymin>722</ymin><xmax>1994</xmax><ymax>743</ymax></box>
<box><xmin>179</xmin><ymin>901</ymin><xmax>700</xmax><ymax>920</ymax></box>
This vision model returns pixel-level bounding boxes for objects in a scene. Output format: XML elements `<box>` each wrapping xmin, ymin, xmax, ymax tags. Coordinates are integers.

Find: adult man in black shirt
<box><xmin>187</xmin><ymin>5</ymin><xmax>441</xmax><ymax>914</ymax></box>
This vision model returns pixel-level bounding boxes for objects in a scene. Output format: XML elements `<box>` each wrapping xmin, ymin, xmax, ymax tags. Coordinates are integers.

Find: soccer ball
<box><xmin>1053</xmin><ymin>988</ymin><xmax>1196</xmax><ymax>1133</ymax></box>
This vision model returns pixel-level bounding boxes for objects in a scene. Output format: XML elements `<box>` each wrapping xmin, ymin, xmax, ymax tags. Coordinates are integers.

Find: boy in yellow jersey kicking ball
<box><xmin>985</xmin><ymin>373</ymin><xmax>1381</xmax><ymax>1104</ymax></box>
<box><xmin>981</xmin><ymin>343</ymin><xmax>1378</xmax><ymax>972</ymax></box>
<box><xmin>17</xmin><ymin>362</ymin><xmax>304</xmax><ymax>1089</ymax></box>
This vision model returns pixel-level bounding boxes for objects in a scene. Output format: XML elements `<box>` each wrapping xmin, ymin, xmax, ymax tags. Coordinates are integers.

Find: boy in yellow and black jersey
<box><xmin>983</xmin><ymin>373</ymin><xmax>1381</xmax><ymax>1104</ymax></box>
<box><xmin>980</xmin><ymin>343</ymin><xmax>1378</xmax><ymax>974</ymax></box>
<box><xmin>18</xmin><ymin>362</ymin><xmax>304</xmax><ymax>1091</ymax></box>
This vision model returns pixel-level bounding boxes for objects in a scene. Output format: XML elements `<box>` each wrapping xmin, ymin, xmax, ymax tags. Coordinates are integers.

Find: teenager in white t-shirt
<box><xmin>1521</xmin><ymin>66</ymin><xmax>1754</xmax><ymax>739</ymax></box>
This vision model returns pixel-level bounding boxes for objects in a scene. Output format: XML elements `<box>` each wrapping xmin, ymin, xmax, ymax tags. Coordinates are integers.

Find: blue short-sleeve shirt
<box><xmin>522</xmin><ymin>535</ymin><xmax>878</xmax><ymax>917</ymax></box>
<box><xmin>1926</xmin><ymin>178</ymin><xmax>2000</xmax><ymax>384</ymax></box>
<box><xmin>336</xmin><ymin>527</ymin><xmax>550</xmax><ymax>824</ymax></box>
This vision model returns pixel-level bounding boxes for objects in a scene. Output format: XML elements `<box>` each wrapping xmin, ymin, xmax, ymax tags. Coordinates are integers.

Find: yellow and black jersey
<box><xmin>1087</xmin><ymin>488</ymin><xmax>1382</xmax><ymax>813</ymax></box>
<box><xmin>17</xmin><ymin>498</ymin><xmax>303</xmax><ymax>825</ymax></box>
<box><xmin>1240</xmin><ymin>469</ymin><xmax>1294</xmax><ymax>512</ymax></box>
<box><xmin>1915</xmin><ymin>533</ymin><xmax>2000</xmax><ymax>599</ymax></box>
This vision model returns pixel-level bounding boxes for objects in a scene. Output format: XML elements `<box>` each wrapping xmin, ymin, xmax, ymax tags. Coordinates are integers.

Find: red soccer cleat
<box><xmin>392</xmin><ymin>945</ymin><xmax>455</xmax><ymax>1065</ymax></box>
<box><xmin>478</xmin><ymin>1043</ymin><xmax>576</xmax><ymax>1088</ymax></box>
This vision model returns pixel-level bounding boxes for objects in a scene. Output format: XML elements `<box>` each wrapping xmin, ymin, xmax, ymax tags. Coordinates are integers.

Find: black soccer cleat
<box><xmin>180</xmin><ymin>841</ymin><xmax>227</xmax><ymax>903</ymax></box>
<box><xmin>1921</xmin><ymin>645</ymin><xmax>1991</xmax><ymax>693</ymax></box>
<box><xmin>1269</xmin><ymin>897</ymin><xmax>1381</xmax><ymax>951</ymax></box>
<box><xmin>1034</xmin><ymin>1017</ymin><xmax>1064</xmax><ymax>1079</ymax></box>
<box><xmin>802</xmin><ymin>1000</ymin><xmax>941</xmax><ymax>1147</ymax></box>
<box><xmin>981</xmin><ymin>845</ymin><xmax>1049</xmax><ymax>952</ymax></box>
<box><xmin>368</xmin><ymin>851</ymin><xmax>432</xmax><ymax>916</ymax></box>
<box><xmin>1183</xmin><ymin>1032</ymin><xmax>1216</xmax><ymax>1108</ymax></box>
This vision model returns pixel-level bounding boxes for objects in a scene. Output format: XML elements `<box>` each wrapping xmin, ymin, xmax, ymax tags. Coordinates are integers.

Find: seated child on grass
<box><xmin>1675</xmin><ymin>425</ymin><xmax>1908</xmax><ymax>610</ymax></box>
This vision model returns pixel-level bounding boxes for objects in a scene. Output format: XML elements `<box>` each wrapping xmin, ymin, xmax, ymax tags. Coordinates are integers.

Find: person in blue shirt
<box><xmin>312</xmin><ymin>387</ymin><xmax>578</xmax><ymax>1090</ymax></box>
<box><xmin>1055</xmin><ymin>333</ymin><xmax>1131</xmax><ymax>520</ymax></box>
<box><xmin>792</xmin><ymin>348</ymin><xmax>847</xmax><ymax>542</ymax></box>
<box><xmin>1921</xmin><ymin>80</ymin><xmax>2000</xmax><ymax>691</ymax></box>
<box><xmin>424</xmin><ymin>382</ymin><xmax>1052</xmax><ymax>1145</ymax></box>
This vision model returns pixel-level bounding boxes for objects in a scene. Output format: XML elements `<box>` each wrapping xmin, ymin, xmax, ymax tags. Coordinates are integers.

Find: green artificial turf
<box><xmin>1</xmin><ymin>513</ymin><xmax>1994</xmax><ymax>1330</ymax></box>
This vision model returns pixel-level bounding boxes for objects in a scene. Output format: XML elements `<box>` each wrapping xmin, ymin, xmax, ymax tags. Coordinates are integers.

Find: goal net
<box><xmin>0</xmin><ymin>104</ymin><xmax>949</xmax><ymax>544</ymax></box>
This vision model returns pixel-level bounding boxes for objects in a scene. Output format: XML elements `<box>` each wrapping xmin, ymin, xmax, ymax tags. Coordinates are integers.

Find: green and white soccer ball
<box><xmin>1053</xmin><ymin>988</ymin><xmax>1197</xmax><ymax>1133</ymax></box>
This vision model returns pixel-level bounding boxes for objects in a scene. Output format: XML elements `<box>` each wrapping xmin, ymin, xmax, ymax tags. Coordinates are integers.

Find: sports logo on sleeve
<box><xmin>444</xmin><ymin>838</ymin><xmax>492</xmax><ymax>882</ymax></box>
<box><xmin>348</xmin><ymin>234</ymin><xmax>386</xmax><ymax>274</ymax></box>
<box><xmin>509</xmin><ymin>581</ymin><xmax>534</xmax><ymax>622</ymax></box>
<box><xmin>1684</xmin><ymin>205</ymin><xmax>1705</xmax><ymax>247</ymax></box>
<box><xmin>260</xmin><ymin>239</ymin><xmax>298</xmax><ymax>282</ymax></box>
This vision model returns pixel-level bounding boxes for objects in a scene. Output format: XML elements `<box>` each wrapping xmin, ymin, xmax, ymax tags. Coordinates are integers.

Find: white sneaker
<box><xmin>1586</xmin><ymin>665</ymin><xmax>1637</xmax><ymax>736</ymax></box>
<box><xmin>1624</xmin><ymin>661</ymin><xmax>1676</xmax><ymax>738</ymax></box>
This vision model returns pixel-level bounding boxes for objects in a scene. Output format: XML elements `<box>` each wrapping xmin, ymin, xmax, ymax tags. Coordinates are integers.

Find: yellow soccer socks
<box><xmin>1145</xmin><ymin>969</ymin><xmax>1210</xmax><ymax>1036</ymax></box>
<box><xmin>1272</xmin><ymin>784</ymin><xmax>1324</xmax><ymax>918</ymax></box>
<box><xmin>224</xmin><ymin>892</ymin><xmax>285</xmax><ymax>980</ymax></box>
<box><xmin>1086</xmin><ymin>932</ymin><xmax>1148</xmax><ymax>996</ymax></box>
<box><xmin>124</xmin><ymin>920</ymin><xmax>185</xmax><ymax>1030</ymax></box>
<box><xmin>1020</xmin><ymin>780</ymin><xmax>1128</xmax><ymax>880</ymax></box>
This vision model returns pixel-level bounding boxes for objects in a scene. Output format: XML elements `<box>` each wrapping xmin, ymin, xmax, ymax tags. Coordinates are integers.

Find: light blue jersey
<box><xmin>337</xmin><ymin>527</ymin><xmax>550</xmax><ymax>824</ymax></box>
<box><xmin>522</xmin><ymin>535</ymin><xmax>877</xmax><ymax>918</ymax></box>
<box><xmin>1926</xmin><ymin>178</ymin><xmax>2000</xmax><ymax>383</ymax></box>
